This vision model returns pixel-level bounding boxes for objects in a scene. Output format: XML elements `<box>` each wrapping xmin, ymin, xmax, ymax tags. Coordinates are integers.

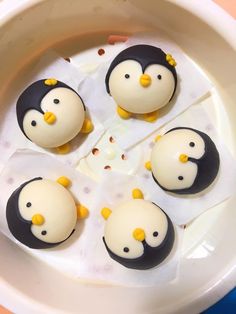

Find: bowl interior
<box><xmin>0</xmin><ymin>1</ymin><xmax>235</xmax><ymax>313</ymax></box>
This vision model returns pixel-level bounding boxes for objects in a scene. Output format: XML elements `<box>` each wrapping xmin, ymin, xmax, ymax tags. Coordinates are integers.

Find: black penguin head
<box><xmin>105</xmin><ymin>44</ymin><xmax>177</xmax><ymax>98</ymax></box>
<box><xmin>152</xmin><ymin>127</ymin><xmax>220</xmax><ymax>195</ymax></box>
<box><xmin>16</xmin><ymin>79</ymin><xmax>85</xmax><ymax>139</ymax></box>
<box><xmin>6</xmin><ymin>177</ymin><xmax>74</xmax><ymax>249</ymax></box>
<box><xmin>103</xmin><ymin>206</ymin><xmax>175</xmax><ymax>270</ymax></box>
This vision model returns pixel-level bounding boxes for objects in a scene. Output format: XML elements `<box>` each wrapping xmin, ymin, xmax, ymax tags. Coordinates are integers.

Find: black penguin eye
<box><xmin>153</xmin><ymin>231</ymin><xmax>159</xmax><ymax>237</ymax></box>
<box><xmin>41</xmin><ymin>230</ymin><xmax>47</xmax><ymax>236</ymax></box>
<box><xmin>178</xmin><ymin>176</ymin><xmax>184</xmax><ymax>181</ymax></box>
<box><xmin>124</xmin><ymin>74</ymin><xmax>130</xmax><ymax>79</ymax></box>
<box><xmin>157</xmin><ymin>74</ymin><xmax>162</xmax><ymax>80</ymax></box>
<box><xmin>53</xmin><ymin>98</ymin><xmax>60</xmax><ymax>104</ymax></box>
<box><xmin>26</xmin><ymin>202</ymin><xmax>32</xmax><ymax>207</ymax></box>
<box><xmin>31</xmin><ymin>120</ymin><xmax>37</xmax><ymax>127</ymax></box>
<box><xmin>189</xmin><ymin>142</ymin><xmax>195</xmax><ymax>147</ymax></box>
<box><xmin>123</xmin><ymin>247</ymin><xmax>129</xmax><ymax>253</ymax></box>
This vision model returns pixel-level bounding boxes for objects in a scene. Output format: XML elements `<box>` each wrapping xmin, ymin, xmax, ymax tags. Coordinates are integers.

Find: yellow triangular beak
<box><xmin>140</xmin><ymin>74</ymin><xmax>152</xmax><ymax>87</ymax></box>
<box><xmin>133</xmin><ymin>228</ymin><xmax>145</xmax><ymax>242</ymax></box>
<box><xmin>44</xmin><ymin>112</ymin><xmax>57</xmax><ymax>124</ymax></box>
<box><xmin>179</xmin><ymin>154</ymin><xmax>189</xmax><ymax>163</ymax></box>
<box><xmin>31</xmin><ymin>214</ymin><xmax>45</xmax><ymax>225</ymax></box>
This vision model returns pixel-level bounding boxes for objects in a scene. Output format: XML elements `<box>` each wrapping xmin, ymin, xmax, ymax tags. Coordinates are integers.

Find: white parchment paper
<box><xmin>0</xmin><ymin>150</ymin><xmax>182</xmax><ymax>286</ymax></box>
<box><xmin>0</xmin><ymin>51</ymin><xmax>104</xmax><ymax>172</ymax></box>
<box><xmin>80</xmin><ymin>32</ymin><xmax>212</xmax><ymax>149</ymax></box>
<box><xmin>132</xmin><ymin>102</ymin><xmax>236</xmax><ymax>225</ymax></box>
<box><xmin>0</xmin><ymin>31</ymin><xmax>233</xmax><ymax>287</ymax></box>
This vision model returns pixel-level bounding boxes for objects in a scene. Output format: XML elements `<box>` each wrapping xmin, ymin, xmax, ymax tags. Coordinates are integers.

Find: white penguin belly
<box><xmin>151</xmin><ymin>129</ymin><xmax>205</xmax><ymax>191</ymax></box>
<box><xmin>109</xmin><ymin>60</ymin><xmax>175</xmax><ymax>114</ymax></box>
<box><xmin>151</xmin><ymin>153</ymin><xmax>198</xmax><ymax>190</ymax></box>
<box><xmin>18</xmin><ymin>179</ymin><xmax>77</xmax><ymax>243</ymax></box>
<box><xmin>104</xmin><ymin>199</ymin><xmax>168</xmax><ymax>259</ymax></box>
<box><xmin>23</xmin><ymin>87</ymin><xmax>85</xmax><ymax>148</ymax></box>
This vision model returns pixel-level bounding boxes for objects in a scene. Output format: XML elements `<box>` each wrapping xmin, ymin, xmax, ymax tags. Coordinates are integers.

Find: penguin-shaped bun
<box><xmin>101</xmin><ymin>189</ymin><xmax>175</xmax><ymax>270</ymax></box>
<box><xmin>6</xmin><ymin>176</ymin><xmax>89</xmax><ymax>249</ymax></box>
<box><xmin>147</xmin><ymin>127</ymin><xmax>220</xmax><ymax>194</ymax></box>
<box><xmin>105</xmin><ymin>45</ymin><xmax>177</xmax><ymax>121</ymax></box>
<box><xmin>16</xmin><ymin>79</ymin><xmax>93</xmax><ymax>153</ymax></box>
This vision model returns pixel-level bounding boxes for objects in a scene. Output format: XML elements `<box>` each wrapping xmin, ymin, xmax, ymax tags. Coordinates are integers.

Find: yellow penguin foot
<box><xmin>145</xmin><ymin>161</ymin><xmax>152</xmax><ymax>171</ymax></box>
<box><xmin>132</xmin><ymin>188</ymin><xmax>144</xmax><ymax>199</ymax></box>
<box><xmin>101</xmin><ymin>207</ymin><xmax>112</xmax><ymax>220</ymax></box>
<box><xmin>81</xmin><ymin>118</ymin><xmax>94</xmax><ymax>134</ymax></box>
<box><xmin>77</xmin><ymin>204</ymin><xmax>89</xmax><ymax>219</ymax></box>
<box><xmin>117</xmin><ymin>106</ymin><xmax>132</xmax><ymax>119</ymax></box>
<box><xmin>143</xmin><ymin>111</ymin><xmax>158</xmax><ymax>122</ymax></box>
<box><xmin>154</xmin><ymin>135</ymin><xmax>162</xmax><ymax>142</ymax></box>
<box><xmin>56</xmin><ymin>143</ymin><xmax>71</xmax><ymax>154</ymax></box>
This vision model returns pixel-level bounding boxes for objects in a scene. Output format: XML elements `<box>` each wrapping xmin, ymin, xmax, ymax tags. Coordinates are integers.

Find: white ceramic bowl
<box><xmin>0</xmin><ymin>1</ymin><xmax>235</xmax><ymax>313</ymax></box>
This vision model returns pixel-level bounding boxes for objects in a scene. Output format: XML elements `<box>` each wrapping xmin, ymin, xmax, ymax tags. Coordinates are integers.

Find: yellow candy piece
<box><xmin>44</xmin><ymin>112</ymin><xmax>56</xmax><ymax>124</ymax></box>
<box><xmin>179</xmin><ymin>154</ymin><xmax>189</xmax><ymax>163</ymax></box>
<box><xmin>77</xmin><ymin>204</ymin><xmax>89</xmax><ymax>219</ymax></box>
<box><xmin>143</xmin><ymin>111</ymin><xmax>158</xmax><ymax>122</ymax></box>
<box><xmin>56</xmin><ymin>176</ymin><xmax>71</xmax><ymax>188</ymax></box>
<box><xmin>145</xmin><ymin>161</ymin><xmax>152</xmax><ymax>171</ymax></box>
<box><xmin>56</xmin><ymin>143</ymin><xmax>71</xmax><ymax>154</ymax></box>
<box><xmin>117</xmin><ymin>106</ymin><xmax>132</xmax><ymax>119</ymax></box>
<box><xmin>32</xmin><ymin>214</ymin><xmax>45</xmax><ymax>226</ymax></box>
<box><xmin>81</xmin><ymin>118</ymin><xmax>94</xmax><ymax>134</ymax></box>
<box><xmin>132</xmin><ymin>188</ymin><xmax>144</xmax><ymax>199</ymax></box>
<box><xmin>139</xmin><ymin>74</ymin><xmax>152</xmax><ymax>87</ymax></box>
<box><xmin>101</xmin><ymin>207</ymin><xmax>112</xmax><ymax>220</ymax></box>
<box><xmin>44</xmin><ymin>78</ymin><xmax>58</xmax><ymax>86</ymax></box>
<box><xmin>133</xmin><ymin>228</ymin><xmax>145</xmax><ymax>242</ymax></box>
<box><xmin>166</xmin><ymin>54</ymin><xmax>177</xmax><ymax>67</ymax></box>
<box><xmin>154</xmin><ymin>135</ymin><xmax>162</xmax><ymax>142</ymax></box>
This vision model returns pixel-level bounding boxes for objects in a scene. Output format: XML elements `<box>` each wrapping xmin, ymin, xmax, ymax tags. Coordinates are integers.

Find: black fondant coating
<box><xmin>103</xmin><ymin>204</ymin><xmax>175</xmax><ymax>270</ymax></box>
<box><xmin>16</xmin><ymin>79</ymin><xmax>86</xmax><ymax>139</ymax></box>
<box><xmin>105</xmin><ymin>44</ymin><xmax>177</xmax><ymax>98</ymax></box>
<box><xmin>6</xmin><ymin>177</ymin><xmax>73</xmax><ymax>249</ymax></box>
<box><xmin>152</xmin><ymin>127</ymin><xmax>220</xmax><ymax>195</ymax></box>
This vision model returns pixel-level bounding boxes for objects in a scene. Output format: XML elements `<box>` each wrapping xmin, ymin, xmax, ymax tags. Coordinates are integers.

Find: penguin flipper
<box><xmin>81</xmin><ymin>118</ymin><xmax>94</xmax><ymax>134</ymax></box>
<box><xmin>132</xmin><ymin>188</ymin><xmax>144</xmax><ymax>199</ymax></box>
<box><xmin>77</xmin><ymin>204</ymin><xmax>89</xmax><ymax>219</ymax></box>
<box><xmin>56</xmin><ymin>176</ymin><xmax>71</xmax><ymax>188</ymax></box>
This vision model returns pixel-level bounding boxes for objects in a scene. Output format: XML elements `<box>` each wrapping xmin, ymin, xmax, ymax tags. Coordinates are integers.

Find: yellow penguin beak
<box><xmin>133</xmin><ymin>228</ymin><xmax>145</xmax><ymax>242</ymax></box>
<box><xmin>44</xmin><ymin>112</ymin><xmax>57</xmax><ymax>124</ymax></box>
<box><xmin>179</xmin><ymin>154</ymin><xmax>189</xmax><ymax>163</ymax></box>
<box><xmin>31</xmin><ymin>214</ymin><xmax>45</xmax><ymax>225</ymax></box>
<box><xmin>140</xmin><ymin>74</ymin><xmax>152</xmax><ymax>87</ymax></box>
